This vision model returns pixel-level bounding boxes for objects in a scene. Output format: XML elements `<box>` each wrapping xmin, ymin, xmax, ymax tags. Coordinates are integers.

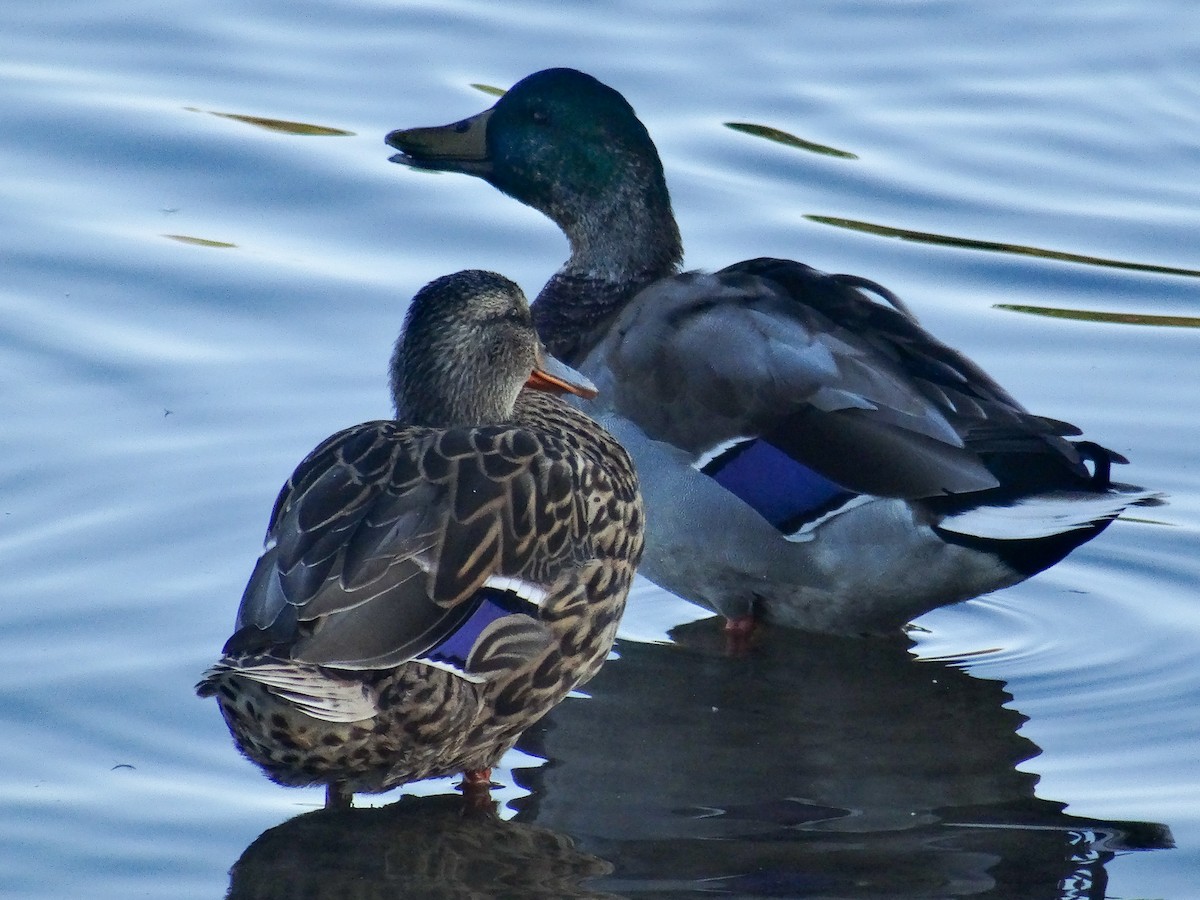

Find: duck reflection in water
<box><xmin>225</xmin><ymin>793</ymin><xmax>618</xmax><ymax>900</ymax></box>
<box><xmin>222</xmin><ymin>622</ymin><xmax>1171</xmax><ymax>899</ymax></box>
<box><xmin>505</xmin><ymin>620</ymin><xmax>1173</xmax><ymax>899</ymax></box>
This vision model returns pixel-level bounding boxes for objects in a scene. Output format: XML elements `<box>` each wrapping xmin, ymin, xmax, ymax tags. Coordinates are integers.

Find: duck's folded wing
<box><xmin>596</xmin><ymin>258</ymin><xmax>1082</xmax><ymax>500</ymax></box>
<box><xmin>226</xmin><ymin>422</ymin><xmax>588</xmax><ymax>670</ymax></box>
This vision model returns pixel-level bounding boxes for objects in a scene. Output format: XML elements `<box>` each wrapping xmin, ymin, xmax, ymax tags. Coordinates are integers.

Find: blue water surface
<box><xmin>1</xmin><ymin>1</ymin><xmax>1198</xmax><ymax>897</ymax></box>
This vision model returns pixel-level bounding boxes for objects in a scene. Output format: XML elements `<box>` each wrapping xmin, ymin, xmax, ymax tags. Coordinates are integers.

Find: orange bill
<box><xmin>525</xmin><ymin>349</ymin><xmax>598</xmax><ymax>399</ymax></box>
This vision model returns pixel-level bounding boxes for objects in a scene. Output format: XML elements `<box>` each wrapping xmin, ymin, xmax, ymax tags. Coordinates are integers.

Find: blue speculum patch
<box><xmin>703</xmin><ymin>439</ymin><xmax>855</xmax><ymax>532</ymax></box>
<box><xmin>421</xmin><ymin>588</ymin><xmax>537</xmax><ymax>670</ymax></box>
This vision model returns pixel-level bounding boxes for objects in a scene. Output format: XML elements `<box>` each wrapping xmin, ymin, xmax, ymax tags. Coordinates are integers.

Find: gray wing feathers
<box><xmin>592</xmin><ymin>272</ymin><xmax>1008</xmax><ymax>497</ymax></box>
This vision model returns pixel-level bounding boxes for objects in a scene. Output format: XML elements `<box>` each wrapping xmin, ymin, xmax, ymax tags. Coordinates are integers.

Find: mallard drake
<box><xmin>385</xmin><ymin>69</ymin><xmax>1161</xmax><ymax>637</ymax></box>
<box><xmin>197</xmin><ymin>269</ymin><xmax>643</xmax><ymax>808</ymax></box>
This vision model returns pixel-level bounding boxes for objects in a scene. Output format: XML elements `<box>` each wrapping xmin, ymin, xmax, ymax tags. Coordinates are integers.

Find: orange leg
<box><xmin>723</xmin><ymin>614</ymin><xmax>759</xmax><ymax>655</ymax></box>
<box><xmin>458</xmin><ymin>767</ymin><xmax>496</xmax><ymax>813</ymax></box>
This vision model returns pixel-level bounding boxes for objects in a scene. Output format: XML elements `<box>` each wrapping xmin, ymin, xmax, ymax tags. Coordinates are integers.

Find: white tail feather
<box><xmin>203</xmin><ymin>660</ymin><xmax>379</xmax><ymax>723</ymax></box>
<box><xmin>939</xmin><ymin>489</ymin><xmax>1163</xmax><ymax>541</ymax></box>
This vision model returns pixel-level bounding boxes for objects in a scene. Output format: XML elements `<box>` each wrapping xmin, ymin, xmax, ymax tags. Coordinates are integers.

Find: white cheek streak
<box><xmin>484</xmin><ymin>574</ymin><xmax>550</xmax><ymax>607</ymax></box>
<box><xmin>692</xmin><ymin>436</ymin><xmax>755</xmax><ymax>471</ymax></box>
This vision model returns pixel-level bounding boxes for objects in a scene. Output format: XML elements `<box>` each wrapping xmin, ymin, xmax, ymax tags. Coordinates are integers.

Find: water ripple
<box><xmin>2</xmin><ymin>1</ymin><xmax>1199</xmax><ymax>898</ymax></box>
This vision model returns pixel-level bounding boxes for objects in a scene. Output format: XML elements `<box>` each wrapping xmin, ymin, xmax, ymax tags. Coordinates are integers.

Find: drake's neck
<box><xmin>534</xmin><ymin>197</ymin><xmax>682</xmax><ymax>363</ymax></box>
<box><xmin>532</xmin><ymin>273</ymin><xmax>645</xmax><ymax>363</ymax></box>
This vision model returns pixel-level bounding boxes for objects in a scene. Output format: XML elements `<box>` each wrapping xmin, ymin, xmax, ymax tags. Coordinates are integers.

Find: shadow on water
<box><xmin>511</xmin><ymin>618</ymin><xmax>1173</xmax><ymax>898</ymax></box>
<box><xmin>221</xmin><ymin>619</ymin><xmax>1171</xmax><ymax>899</ymax></box>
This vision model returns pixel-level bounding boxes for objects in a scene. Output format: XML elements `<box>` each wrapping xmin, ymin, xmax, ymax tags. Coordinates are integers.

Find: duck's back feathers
<box><xmin>223</xmin><ymin>410</ymin><xmax>602</xmax><ymax>673</ymax></box>
<box><xmin>589</xmin><ymin>258</ymin><xmax>1093</xmax><ymax>504</ymax></box>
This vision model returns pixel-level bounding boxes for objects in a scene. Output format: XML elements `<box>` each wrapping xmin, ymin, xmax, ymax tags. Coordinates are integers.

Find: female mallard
<box><xmin>386</xmin><ymin>68</ymin><xmax>1160</xmax><ymax>637</ymax></box>
<box><xmin>197</xmin><ymin>269</ymin><xmax>643</xmax><ymax>807</ymax></box>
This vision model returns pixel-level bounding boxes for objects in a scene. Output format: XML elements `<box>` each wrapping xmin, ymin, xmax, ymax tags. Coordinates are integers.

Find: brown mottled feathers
<box><xmin>197</xmin><ymin>388</ymin><xmax>641</xmax><ymax>796</ymax></box>
<box><xmin>198</xmin><ymin>270</ymin><xmax>643</xmax><ymax>798</ymax></box>
<box><xmin>224</xmin><ymin>391</ymin><xmax>639</xmax><ymax>671</ymax></box>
